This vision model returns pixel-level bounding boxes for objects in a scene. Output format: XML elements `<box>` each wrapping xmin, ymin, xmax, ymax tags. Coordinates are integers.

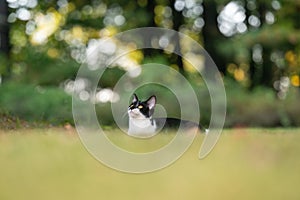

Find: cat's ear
<box><xmin>146</xmin><ymin>95</ymin><xmax>156</xmax><ymax>110</ymax></box>
<box><xmin>132</xmin><ymin>93</ymin><xmax>138</xmax><ymax>102</ymax></box>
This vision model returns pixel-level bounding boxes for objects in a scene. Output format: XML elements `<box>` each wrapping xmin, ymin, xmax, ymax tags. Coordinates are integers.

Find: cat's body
<box><xmin>127</xmin><ymin>94</ymin><xmax>208</xmax><ymax>137</ymax></box>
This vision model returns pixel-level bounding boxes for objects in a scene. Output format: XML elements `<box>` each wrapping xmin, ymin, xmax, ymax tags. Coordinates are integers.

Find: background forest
<box><xmin>0</xmin><ymin>0</ymin><xmax>299</xmax><ymax>128</ymax></box>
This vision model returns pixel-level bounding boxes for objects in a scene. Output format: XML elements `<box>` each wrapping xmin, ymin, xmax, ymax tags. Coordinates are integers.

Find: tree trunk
<box><xmin>202</xmin><ymin>0</ymin><xmax>227</xmax><ymax>74</ymax></box>
<box><xmin>143</xmin><ymin>0</ymin><xmax>157</xmax><ymax>58</ymax></box>
<box><xmin>171</xmin><ymin>5</ymin><xmax>185</xmax><ymax>76</ymax></box>
<box><xmin>0</xmin><ymin>0</ymin><xmax>10</xmax><ymax>54</ymax></box>
<box><xmin>258</xmin><ymin>2</ymin><xmax>273</xmax><ymax>87</ymax></box>
<box><xmin>0</xmin><ymin>0</ymin><xmax>10</xmax><ymax>80</ymax></box>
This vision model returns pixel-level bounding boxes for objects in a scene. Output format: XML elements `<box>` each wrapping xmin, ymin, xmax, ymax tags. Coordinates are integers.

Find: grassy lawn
<box><xmin>0</xmin><ymin>128</ymin><xmax>300</xmax><ymax>200</ymax></box>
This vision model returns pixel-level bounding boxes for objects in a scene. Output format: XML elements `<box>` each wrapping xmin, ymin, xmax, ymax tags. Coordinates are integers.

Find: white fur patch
<box><xmin>128</xmin><ymin>109</ymin><xmax>157</xmax><ymax>138</ymax></box>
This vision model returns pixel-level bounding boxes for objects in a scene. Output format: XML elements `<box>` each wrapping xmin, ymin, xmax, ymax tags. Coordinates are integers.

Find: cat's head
<box><xmin>128</xmin><ymin>94</ymin><xmax>156</xmax><ymax>119</ymax></box>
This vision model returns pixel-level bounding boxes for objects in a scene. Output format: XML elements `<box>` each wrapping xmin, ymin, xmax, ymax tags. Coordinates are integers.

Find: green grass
<box><xmin>0</xmin><ymin>128</ymin><xmax>300</xmax><ymax>200</ymax></box>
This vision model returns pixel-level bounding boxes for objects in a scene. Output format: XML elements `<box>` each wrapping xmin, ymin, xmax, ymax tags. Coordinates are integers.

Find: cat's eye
<box><xmin>138</xmin><ymin>105</ymin><xmax>143</xmax><ymax>109</ymax></box>
<box><xmin>129</xmin><ymin>104</ymin><xmax>134</xmax><ymax>108</ymax></box>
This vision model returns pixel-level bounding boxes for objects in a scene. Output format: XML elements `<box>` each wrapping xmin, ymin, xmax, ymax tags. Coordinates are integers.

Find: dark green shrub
<box><xmin>0</xmin><ymin>82</ymin><xmax>72</xmax><ymax>125</ymax></box>
<box><xmin>225</xmin><ymin>80</ymin><xmax>300</xmax><ymax>127</ymax></box>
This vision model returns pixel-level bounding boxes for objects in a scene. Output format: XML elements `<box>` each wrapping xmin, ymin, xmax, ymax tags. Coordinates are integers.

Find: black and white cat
<box><xmin>127</xmin><ymin>94</ymin><xmax>208</xmax><ymax>137</ymax></box>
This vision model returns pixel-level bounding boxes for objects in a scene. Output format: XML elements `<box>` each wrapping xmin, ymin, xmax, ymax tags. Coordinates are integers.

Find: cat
<box><xmin>127</xmin><ymin>94</ymin><xmax>208</xmax><ymax>137</ymax></box>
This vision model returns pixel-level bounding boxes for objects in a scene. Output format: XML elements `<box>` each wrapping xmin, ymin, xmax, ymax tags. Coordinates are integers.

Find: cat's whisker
<box><xmin>122</xmin><ymin>110</ymin><xmax>128</xmax><ymax>119</ymax></box>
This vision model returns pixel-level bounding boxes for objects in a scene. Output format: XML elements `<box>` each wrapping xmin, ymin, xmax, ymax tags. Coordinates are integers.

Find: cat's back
<box><xmin>155</xmin><ymin>117</ymin><xmax>199</xmax><ymax>130</ymax></box>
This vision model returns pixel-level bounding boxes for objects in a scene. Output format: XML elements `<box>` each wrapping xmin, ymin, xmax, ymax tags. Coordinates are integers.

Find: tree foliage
<box><xmin>1</xmin><ymin>0</ymin><xmax>300</xmax><ymax>95</ymax></box>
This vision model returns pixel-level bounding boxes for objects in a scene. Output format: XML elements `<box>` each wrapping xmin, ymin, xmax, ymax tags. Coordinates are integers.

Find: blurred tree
<box><xmin>141</xmin><ymin>0</ymin><xmax>185</xmax><ymax>75</ymax></box>
<box><xmin>2</xmin><ymin>0</ymin><xmax>300</xmax><ymax>126</ymax></box>
<box><xmin>214</xmin><ymin>0</ymin><xmax>300</xmax><ymax>94</ymax></box>
<box><xmin>4</xmin><ymin>0</ymin><xmax>300</xmax><ymax>92</ymax></box>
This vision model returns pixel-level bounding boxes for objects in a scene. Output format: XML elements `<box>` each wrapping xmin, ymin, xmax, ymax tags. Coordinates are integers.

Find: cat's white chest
<box><xmin>128</xmin><ymin>118</ymin><xmax>157</xmax><ymax>137</ymax></box>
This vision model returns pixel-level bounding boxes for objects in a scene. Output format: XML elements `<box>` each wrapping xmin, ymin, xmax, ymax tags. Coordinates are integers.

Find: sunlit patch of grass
<box><xmin>0</xmin><ymin>128</ymin><xmax>300</xmax><ymax>200</ymax></box>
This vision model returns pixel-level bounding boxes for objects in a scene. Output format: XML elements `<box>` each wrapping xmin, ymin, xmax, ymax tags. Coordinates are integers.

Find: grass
<box><xmin>0</xmin><ymin>128</ymin><xmax>300</xmax><ymax>200</ymax></box>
